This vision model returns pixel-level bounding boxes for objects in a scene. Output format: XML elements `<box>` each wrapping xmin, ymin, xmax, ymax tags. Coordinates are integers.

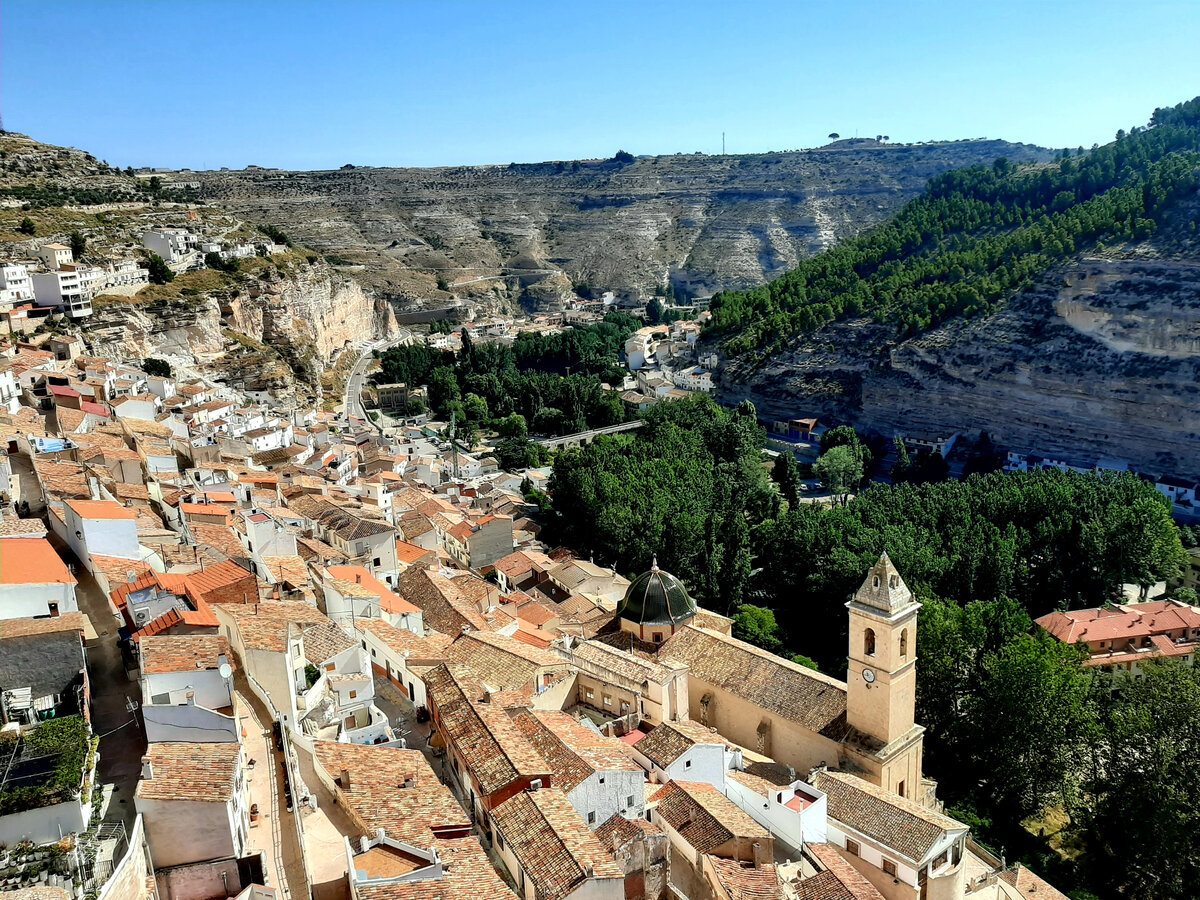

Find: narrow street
<box><xmin>234</xmin><ymin>672</ymin><xmax>310</xmax><ymax>900</ymax></box>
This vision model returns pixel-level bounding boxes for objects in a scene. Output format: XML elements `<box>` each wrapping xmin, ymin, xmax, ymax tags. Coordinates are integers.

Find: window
<box><xmin>362</xmin><ymin>640</ymin><xmax>367</xmax><ymax>649</ymax></box>
<box><xmin>603</xmin><ymin>696</ymin><xmax>612</xmax><ymax>707</ymax></box>
<box><xmin>845</xmin><ymin>839</ymin><xmax>860</xmax><ymax>857</ymax></box>
<box><xmin>325</xmin><ymin>664</ymin><xmax>335</xmax><ymax>672</ymax></box>
<box><xmin>587</xmin><ymin>811</ymin><xmax>596</xmax><ymax>825</ymax></box>
<box><xmin>349</xmin><ymin>690</ymin><xmax>357</xmax><ymax>699</ymax></box>
<box><xmin>599</xmin><ymin>776</ymin><xmax>605</xmax><ymax>784</ymax></box>
<box><xmin>373</xmin><ymin>557</ymin><xmax>381</xmax><ymax>567</ymax></box>
<box><xmin>864</xmin><ymin>628</ymin><xmax>876</xmax><ymax>657</ymax></box>
<box><xmin>653</xmin><ymin>633</ymin><xmax>663</xmax><ymax>643</ymax></box>
<box><xmin>899</xmin><ymin>628</ymin><xmax>908</xmax><ymax>659</ymax></box>
<box><xmin>495</xmin><ymin>831</ymin><xmax>504</xmax><ymax>851</ymax></box>
<box><xmin>897</xmin><ymin>780</ymin><xmax>906</xmax><ymax>798</ymax></box>
<box><xmin>627</xmin><ymin>795</ymin><xmax>634</xmax><ymax>808</ymax></box>
<box><xmin>882</xmin><ymin>858</ymin><xmax>897</xmax><ymax>877</ymax></box>
<box><xmin>684</xmin><ymin>759</ymin><xmax>692</xmax><ymax>769</ymax></box>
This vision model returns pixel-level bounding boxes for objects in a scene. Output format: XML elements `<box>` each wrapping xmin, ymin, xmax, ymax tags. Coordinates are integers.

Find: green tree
<box><xmin>890</xmin><ymin>436</ymin><xmax>912</xmax><ymax>482</ymax></box>
<box><xmin>1083</xmin><ymin>494</ymin><xmax>1187</xmax><ymax>597</ymax></box>
<box><xmin>496</xmin><ymin>414</ymin><xmax>528</xmax><ymax>440</ymax></box>
<box><xmin>772</xmin><ymin>452</ymin><xmax>804</xmax><ymax>507</ymax></box>
<box><xmin>964</xmin><ymin>633</ymin><xmax>1093</xmax><ymax>821</ymax></box>
<box><xmin>17</xmin><ymin>217</ymin><xmax>35</xmax><ymax>235</ymax></box>
<box><xmin>646</xmin><ymin>296</ymin><xmax>664</xmax><ymax>325</ymax></box>
<box><xmin>69</xmin><ymin>231</ymin><xmax>86</xmax><ymax>261</ymax></box>
<box><xmin>142</xmin><ymin>358</ymin><xmax>172</xmax><ymax>378</ymax></box>
<box><xmin>813</xmin><ymin>445</ymin><xmax>863</xmax><ymax>503</ymax></box>
<box><xmin>732</xmin><ymin>605</ymin><xmax>782</xmax><ymax>652</ymax></box>
<box><xmin>462</xmin><ymin>392</ymin><xmax>489</xmax><ymax>422</ymax></box>
<box><xmin>1086</xmin><ymin>662</ymin><xmax>1200</xmax><ymax>900</ymax></box>
<box><xmin>427</xmin><ymin>367</ymin><xmax>460</xmax><ymax>416</ymax></box>
<box><xmin>145</xmin><ymin>253</ymin><xmax>174</xmax><ymax>284</ymax></box>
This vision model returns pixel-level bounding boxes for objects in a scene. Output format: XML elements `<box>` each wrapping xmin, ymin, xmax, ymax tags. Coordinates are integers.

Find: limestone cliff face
<box><xmin>193</xmin><ymin>139</ymin><xmax>1053</xmax><ymax>302</ymax></box>
<box><xmin>720</xmin><ymin>254</ymin><xmax>1200</xmax><ymax>477</ymax></box>
<box><xmin>89</xmin><ymin>264</ymin><xmax>397</xmax><ymax>397</ymax></box>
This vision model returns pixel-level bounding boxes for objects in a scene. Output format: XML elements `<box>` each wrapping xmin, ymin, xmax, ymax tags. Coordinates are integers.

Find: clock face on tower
<box><xmin>862</xmin><ymin>668</ymin><xmax>876</xmax><ymax>684</ymax></box>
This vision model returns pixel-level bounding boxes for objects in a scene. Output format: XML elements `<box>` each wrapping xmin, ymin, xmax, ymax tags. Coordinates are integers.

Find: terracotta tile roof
<box><xmin>423</xmin><ymin>664</ymin><xmax>549</xmax><ymax>795</ymax></box>
<box><xmin>650</xmin><ymin>781</ymin><xmax>769</xmax><ymax>853</ymax></box>
<box><xmin>800</xmin><ymin>844</ymin><xmax>887</xmax><ymax>900</ymax></box>
<box><xmin>726</xmin><ymin>762</ymin><xmax>798</xmax><ymax>797</ymax></box>
<box><xmin>491</xmin><ymin>789</ymin><xmax>622</xmax><ymax>900</ymax></box>
<box><xmin>809</xmin><ymin>770</ymin><xmax>966</xmax><ymax>865</ymax></box>
<box><xmin>136</xmin><ymin>742</ymin><xmax>240</xmax><ymax>802</ymax></box>
<box><xmin>189</xmin><ymin>524</ymin><xmax>248</xmax><ymax>563</ymax></box>
<box><xmin>594</xmin><ymin>813</ymin><xmax>659</xmax><ymax>850</ymax></box>
<box><xmin>327</xmin><ymin>565</ymin><xmax>419</xmax><ymax>615</ymax></box>
<box><xmin>297</xmin><ymin>536</ymin><xmax>347</xmax><ymax>564</ymax></box>
<box><xmin>444</xmin><ymin>631</ymin><xmax>564</xmax><ymax>692</ymax></box>
<box><xmin>262</xmin><ymin>555</ymin><xmax>310</xmax><ymax>588</ymax></box>
<box><xmin>65</xmin><ymin>498</ymin><xmax>137</xmax><ymax>520</ymax></box>
<box><xmin>0</xmin><ymin>613</ymin><xmax>87</xmax><ymax>640</ymax></box>
<box><xmin>301</xmin><ymin>621</ymin><xmax>356</xmax><ymax>665</ymax></box>
<box><xmin>360</xmin><ymin>618</ymin><xmax>452</xmax><ymax>660</ymax></box>
<box><xmin>997</xmin><ymin>863</ymin><xmax>1070</xmax><ymax>900</ymax></box>
<box><xmin>509</xmin><ymin>710</ymin><xmax>640</xmax><ymax>792</ymax></box>
<box><xmin>396</xmin><ymin>568</ymin><xmax>490</xmax><ymax>637</ymax></box>
<box><xmin>571</xmin><ymin>639</ymin><xmax>675</xmax><ymax>685</ymax></box>
<box><xmin>140</xmin><ymin>635</ymin><xmax>235</xmax><ymax>675</ymax></box>
<box><xmin>709</xmin><ymin>859</ymin><xmax>782</xmax><ymax>900</ymax></box>
<box><xmin>396</xmin><ymin>539</ymin><xmax>433</xmax><ymax>566</ymax></box>
<box><xmin>635</xmin><ymin>720</ymin><xmax>724</xmax><ymax>769</ymax></box>
<box><xmin>0</xmin><ymin>537</ymin><xmax>76</xmax><ymax>585</ymax></box>
<box><xmin>1036</xmin><ymin>600</ymin><xmax>1200</xmax><ymax>644</ymax></box>
<box><xmin>222</xmin><ymin>601</ymin><xmax>328</xmax><ymax>652</ymax></box>
<box><xmin>0</xmin><ymin>519</ymin><xmax>48</xmax><ymax>537</ymax></box>
<box><xmin>660</xmin><ymin>626</ymin><xmax>849</xmax><ymax>739</ymax></box>
<box><xmin>186</xmin><ymin>560</ymin><xmax>258</xmax><ymax>605</ymax></box>
<box><xmin>0</xmin><ymin>887</ymin><xmax>74</xmax><ymax>900</ymax></box>
<box><xmin>354</xmin><ymin>836</ymin><xmax>516</xmax><ymax>900</ymax></box>
<box><xmin>313</xmin><ymin>741</ymin><xmax>470</xmax><ymax>845</ymax></box>
<box><xmin>89</xmin><ymin>555</ymin><xmax>153</xmax><ymax>588</ymax></box>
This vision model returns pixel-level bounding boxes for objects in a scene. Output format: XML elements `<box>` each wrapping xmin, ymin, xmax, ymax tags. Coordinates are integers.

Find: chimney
<box><xmin>341</xmin><ymin>767</ymin><xmax>351</xmax><ymax>790</ymax></box>
<box><xmin>355</xmin><ymin>573</ymin><xmax>362</xmax><ymax>584</ymax></box>
<box><xmin>359</xmin><ymin>836</ymin><xmax>370</xmax><ymax>853</ymax></box>
<box><xmin>141</xmin><ymin>760</ymin><xmax>154</xmax><ymax>780</ymax></box>
<box><xmin>185</xmin><ymin>691</ymin><xmax>195</xmax><ymax>706</ymax></box>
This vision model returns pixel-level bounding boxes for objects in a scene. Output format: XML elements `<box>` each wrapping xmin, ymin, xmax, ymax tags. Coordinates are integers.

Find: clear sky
<box><xmin>3</xmin><ymin>0</ymin><xmax>1199</xmax><ymax>170</ymax></box>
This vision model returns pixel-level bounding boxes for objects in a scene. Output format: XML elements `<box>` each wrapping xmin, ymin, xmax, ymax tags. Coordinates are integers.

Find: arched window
<box><xmin>900</xmin><ymin>628</ymin><xmax>909</xmax><ymax>659</ymax></box>
<box><xmin>873</xmin><ymin>575</ymin><xmax>880</xmax><ymax>589</ymax></box>
<box><xmin>864</xmin><ymin>628</ymin><xmax>876</xmax><ymax>657</ymax></box>
<box><xmin>889</xmin><ymin>574</ymin><xmax>899</xmax><ymax>589</ymax></box>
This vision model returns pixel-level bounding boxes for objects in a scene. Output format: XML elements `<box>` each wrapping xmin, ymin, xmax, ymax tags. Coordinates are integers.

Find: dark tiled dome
<box><xmin>620</xmin><ymin>559</ymin><xmax>697</xmax><ymax>627</ymax></box>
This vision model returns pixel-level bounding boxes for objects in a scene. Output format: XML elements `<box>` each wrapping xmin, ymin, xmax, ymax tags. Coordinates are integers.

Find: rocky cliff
<box><xmin>191</xmin><ymin>139</ymin><xmax>1053</xmax><ymax>302</ymax></box>
<box><xmin>721</xmin><ymin>239</ymin><xmax>1200</xmax><ymax>477</ymax></box>
<box><xmin>88</xmin><ymin>264</ymin><xmax>398</xmax><ymax>402</ymax></box>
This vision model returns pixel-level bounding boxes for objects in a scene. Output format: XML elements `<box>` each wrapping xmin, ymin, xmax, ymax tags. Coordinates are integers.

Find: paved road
<box><xmin>341</xmin><ymin>331</ymin><xmax>410</xmax><ymax>430</ymax></box>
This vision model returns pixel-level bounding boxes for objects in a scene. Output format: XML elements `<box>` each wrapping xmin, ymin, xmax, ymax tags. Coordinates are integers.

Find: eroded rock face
<box><xmin>721</xmin><ymin>255</ymin><xmax>1200</xmax><ymax>477</ymax></box>
<box><xmin>192</xmin><ymin>139</ymin><xmax>1053</xmax><ymax>301</ymax></box>
<box><xmin>89</xmin><ymin>265</ymin><xmax>397</xmax><ymax>399</ymax></box>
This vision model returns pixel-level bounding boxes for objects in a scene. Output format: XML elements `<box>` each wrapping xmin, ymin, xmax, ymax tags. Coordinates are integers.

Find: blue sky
<box><xmin>3</xmin><ymin>0</ymin><xmax>1199</xmax><ymax>170</ymax></box>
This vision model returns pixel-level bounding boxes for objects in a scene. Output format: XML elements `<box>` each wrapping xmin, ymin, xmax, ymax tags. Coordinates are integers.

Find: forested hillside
<box><xmin>707</xmin><ymin>97</ymin><xmax>1200</xmax><ymax>357</ymax></box>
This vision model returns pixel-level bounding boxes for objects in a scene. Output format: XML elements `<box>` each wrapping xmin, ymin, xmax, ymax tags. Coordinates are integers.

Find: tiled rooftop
<box><xmin>136</xmin><ymin>742</ymin><xmax>240</xmax><ymax>802</ymax></box>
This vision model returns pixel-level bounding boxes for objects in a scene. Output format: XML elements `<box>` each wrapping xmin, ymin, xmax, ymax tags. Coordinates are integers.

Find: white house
<box><xmin>0</xmin><ymin>262</ymin><xmax>34</xmax><ymax>305</ymax></box>
<box><xmin>136</xmin><ymin>741</ymin><xmax>248</xmax><ymax>869</ymax></box>
<box><xmin>31</xmin><ymin>269</ymin><xmax>91</xmax><ymax>319</ymax></box>
<box><xmin>0</xmin><ymin>537</ymin><xmax>78</xmax><ymax>619</ymax></box>
<box><xmin>60</xmin><ymin>498</ymin><xmax>143</xmax><ymax>568</ymax></box>
<box><xmin>142</xmin><ymin>229</ymin><xmax>198</xmax><ymax>263</ymax></box>
<box><xmin>628</xmin><ymin>719</ymin><xmax>730</xmax><ymax>786</ymax></box>
<box><xmin>36</xmin><ymin>243</ymin><xmax>72</xmax><ymax>271</ymax></box>
<box><xmin>510</xmin><ymin>709</ymin><xmax>646</xmax><ymax>828</ymax></box>
<box><xmin>139</xmin><ymin>634</ymin><xmax>239</xmax><ymax>743</ymax></box>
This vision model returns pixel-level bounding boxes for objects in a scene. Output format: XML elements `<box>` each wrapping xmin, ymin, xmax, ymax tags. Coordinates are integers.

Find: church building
<box><xmin>641</xmin><ymin>551</ymin><xmax>936</xmax><ymax>807</ymax></box>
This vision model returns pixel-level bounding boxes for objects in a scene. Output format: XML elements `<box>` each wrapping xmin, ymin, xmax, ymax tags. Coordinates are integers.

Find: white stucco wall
<box><xmin>0</xmin><ymin>795</ymin><xmax>89</xmax><ymax>845</ymax></box>
<box><xmin>143</xmin><ymin>669</ymin><xmax>233</xmax><ymax>711</ymax></box>
<box><xmin>142</xmin><ymin>703</ymin><xmax>240</xmax><ymax>744</ymax></box>
<box><xmin>0</xmin><ymin>581</ymin><xmax>78</xmax><ymax>619</ymax></box>
<box><xmin>567</xmin><ymin>769</ymin><xmax>645</xmax><ymax>829</ymax></box>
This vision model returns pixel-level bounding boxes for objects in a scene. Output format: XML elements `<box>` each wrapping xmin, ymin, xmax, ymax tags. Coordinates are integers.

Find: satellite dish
<box><xmin>218</xmin><ymin>663</ymin><xmax>233</xmax><ymax>679</ymax></box>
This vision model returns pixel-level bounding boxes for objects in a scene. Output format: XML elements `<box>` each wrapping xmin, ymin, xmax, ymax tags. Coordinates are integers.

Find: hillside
<box><xmin>186</xmin><ymin>139</ymin><xmax>1053</xmax><ymax>303</ymax></box>
<box><xmin>714</xmin><ymin>98</ymin><xmax>1200</xmax><ymax>478</ymax></box>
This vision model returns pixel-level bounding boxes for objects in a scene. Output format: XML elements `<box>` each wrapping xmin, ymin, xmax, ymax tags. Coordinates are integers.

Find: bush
<box><xmin>17</xmin><ymin>217</ymin><xmax>35</xmax><ymax>235</ymax></box>
<box><xmin>145</xmin><ymin>253</ymin><xmax>174</xmax><ymax>284</ymax></box>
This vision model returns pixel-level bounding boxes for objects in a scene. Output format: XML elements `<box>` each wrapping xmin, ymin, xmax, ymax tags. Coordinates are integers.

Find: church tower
<box><xmin>845</xmin><ymin>552</ymin><xmax>925</xmax><ymax>800</ymax></box>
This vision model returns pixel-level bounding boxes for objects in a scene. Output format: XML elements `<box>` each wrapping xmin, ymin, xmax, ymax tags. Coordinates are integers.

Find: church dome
<box><xmin>619</xmin><ymin>559</ymin><xmax>697</xmax><ymax>627</ymax></box>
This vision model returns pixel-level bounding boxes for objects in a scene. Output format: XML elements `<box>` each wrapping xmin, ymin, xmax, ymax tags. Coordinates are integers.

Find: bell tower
<box><xmin>846</xmin><ymin>552</ymin><xmax>921</xmax><ymax>751</ymax></box>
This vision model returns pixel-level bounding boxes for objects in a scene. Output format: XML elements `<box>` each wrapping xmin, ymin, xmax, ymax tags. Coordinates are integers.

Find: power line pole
<box><xmin>722</xmin><ymin>132</ymin><xmax>726</xmax><ymax>155</ymax></box>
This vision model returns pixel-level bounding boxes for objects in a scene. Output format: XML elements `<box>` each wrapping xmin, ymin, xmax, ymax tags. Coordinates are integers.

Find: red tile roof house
<box><xmin>0</xmin><ymin>535</ymin><xmax>79</xmax><ymax>619</ymax></box>
<box><xmin>1035</xmin><ymin>599</ymin><xmax>1200</xmax><ymax>672</ymax></box>
<box><xmin>54</xmin><ymin>498</ymin><xmax>153</xmax><ymax>596</ymax></box>
<box><xmin>138</xmin><ymin>634</ymin><xmax>240</xmax><ymax>743</ymax></box>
